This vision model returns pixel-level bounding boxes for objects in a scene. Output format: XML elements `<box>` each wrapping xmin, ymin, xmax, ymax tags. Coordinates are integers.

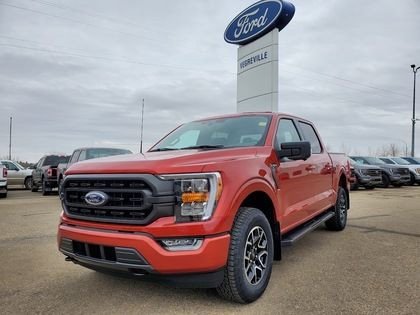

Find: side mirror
<box><xmin>277</xmin><ymin>141</ymin><xmax>311</xmax><ymax>161</ymax></box>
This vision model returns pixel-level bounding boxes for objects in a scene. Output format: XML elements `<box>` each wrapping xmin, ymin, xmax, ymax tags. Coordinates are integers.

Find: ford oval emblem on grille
<box><xmin>84</xmin><ymin>191</ymin><xmax>109</xmax><ymax>206</ymax></box>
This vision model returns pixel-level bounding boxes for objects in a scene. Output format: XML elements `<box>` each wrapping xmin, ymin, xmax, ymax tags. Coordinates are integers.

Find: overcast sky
<box><xmin>1</xmin><ymin>0</ymin><xmax>419</xmax><ymax>162</ymax></box>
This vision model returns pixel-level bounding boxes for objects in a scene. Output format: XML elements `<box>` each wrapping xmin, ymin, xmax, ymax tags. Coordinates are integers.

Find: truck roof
<box><xmin>193</xmin><ymin>112</ymin><xmax>311</xmax><ymax>123</ymax></box>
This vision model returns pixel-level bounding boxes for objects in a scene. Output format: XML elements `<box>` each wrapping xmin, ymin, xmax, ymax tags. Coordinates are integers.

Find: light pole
<box><xmin>411</xmin><ymin>64</ymin><xmax>420</xmax><ymax>157</ymax></box>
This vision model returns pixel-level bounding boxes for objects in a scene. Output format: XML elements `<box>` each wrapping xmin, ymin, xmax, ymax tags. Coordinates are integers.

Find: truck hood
<box><xmin>351</xmin><ymin>164</ymin><xmax>381</xmax><ymax>170</ymax></box>
<box><xmin>65</xmin><ymin>147</ymin><xmax>259</xmax><ymax>175</ymax></box>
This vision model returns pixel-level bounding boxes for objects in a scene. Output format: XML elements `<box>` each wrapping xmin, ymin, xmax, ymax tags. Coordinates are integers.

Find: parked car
<box><xmin>57</xmin><ymin>147</ymin><xmax>132</xmax><ymax>188</ymax></box>
<box><xmin>58</xmin><ymin>112</ymin><xmax>351</xmax><ymax>303</ymax></box>
<box><xmin>0</xmin><ymin>160</ymin><xmax>33</xmax><ymax>190</ymax></box>
<box><xmin>401</xmin><ymin>156</ymin><xmax>420</xmax><ymax>165</ymax></box>
<box><xmin>378</xmin><ymin>157</ymin><xmax>420</xmax><ymax>186</ymax></box>
<box><xmin>0</xmin><ymin>165</ymin><xmax>7</xmax><ymax>198</ymax></box>
<box><xmin>350</xmin><ymin>156</ymin><xmax>410</xmax><ymax>188</ymax></box>
<box><xmin>32</xmin><ymin>155</ymin><xmax>70</xmax><ymax>195</ymax></box>
<box><xmin>348</xmin><ymin>157</ymin><xmax>382</xmax><ymax>190</ymax></box>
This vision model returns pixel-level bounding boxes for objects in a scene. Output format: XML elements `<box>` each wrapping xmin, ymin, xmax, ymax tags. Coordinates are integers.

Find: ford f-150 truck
<box><xmin>58</xmin><ymin>113</ymin><xmax>350</xmax><ymax>303</ymax></box>
<box><xmin>32</xmin><ymin>155</ymin><xmax>70</xmax><ymax>195</ymax></box>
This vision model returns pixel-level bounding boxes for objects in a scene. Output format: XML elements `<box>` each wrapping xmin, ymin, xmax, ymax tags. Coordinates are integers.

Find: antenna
<box><xmin>140</xmin><ymin>99</ymin><xmax>145</xmax><ymax>154</ymax></box>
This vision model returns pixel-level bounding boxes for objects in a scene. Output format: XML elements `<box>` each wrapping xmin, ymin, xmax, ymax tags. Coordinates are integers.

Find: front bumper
<box><xmin>358</xmin><ymin>175</ymin><xmax>382</xmax><ymax>186</ymax></box>
<box><xmin>58</xmin><ymin>222</ymin><xmax>230</xmax><ymax>281</ymax></box>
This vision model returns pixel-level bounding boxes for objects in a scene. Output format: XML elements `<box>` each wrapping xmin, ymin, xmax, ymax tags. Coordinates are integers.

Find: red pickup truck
<box><xmin>58</xmin><ymin>112</ymin><xmax>350</xmax><ymax>303</ymax></box>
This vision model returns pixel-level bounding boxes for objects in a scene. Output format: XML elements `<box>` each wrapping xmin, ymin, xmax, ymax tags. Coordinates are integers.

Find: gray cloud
<box><xmin>0</xmin><ymin>0</ymin><xmax>419</xmax><ymax>161</ymax></box>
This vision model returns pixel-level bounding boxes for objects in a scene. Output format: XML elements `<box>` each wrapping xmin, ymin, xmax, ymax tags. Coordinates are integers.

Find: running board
<box><xmin>281</xmin><ymin>211</ymin><xmax>335</xmax><ymax>247</ymax></box>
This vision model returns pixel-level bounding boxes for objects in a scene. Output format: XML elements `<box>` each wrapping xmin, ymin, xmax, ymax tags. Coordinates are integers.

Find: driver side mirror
<box><xmin>277</xmin><ymin>141</ymin><xmax>311</xmax><ymax>161</ymax></box>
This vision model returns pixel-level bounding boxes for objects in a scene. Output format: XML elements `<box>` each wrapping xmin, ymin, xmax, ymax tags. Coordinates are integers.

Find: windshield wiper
<box><xmin>149</xmin><ymin>148</ymin><xmax>180</xmax><ymax>152</ymax></box>
<box><xmin>180</xmin><ymin>145</ymin><xmax>225</xmax><ymax>150</ymax></box>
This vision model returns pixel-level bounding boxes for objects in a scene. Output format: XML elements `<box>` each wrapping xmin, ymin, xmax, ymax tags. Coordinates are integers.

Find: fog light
<box><xmin>160</xmin><ymin>238</ymin><xmax>203</xmax><ymax>251</ymax></box>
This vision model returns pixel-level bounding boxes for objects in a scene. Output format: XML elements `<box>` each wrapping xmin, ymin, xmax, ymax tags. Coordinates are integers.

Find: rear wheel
<box><xmin>217</xmin><ymin>207</ymin><xmax>274</xmax><ymax>303</ymax></box>
<box><xmin>24</xmin><ymin>177</ymin><xmax>33</xmax><ymax>190</ymax></box>
<box><xmin>325</xmin><ymin>187</ymin><xmax>348</xmax><ymax>231</ymax></box>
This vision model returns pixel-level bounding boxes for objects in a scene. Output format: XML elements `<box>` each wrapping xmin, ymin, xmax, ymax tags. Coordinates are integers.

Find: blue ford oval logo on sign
<box><xmin>84</xmin><ymin>191</ymin><xmax>108</xmax><ymax>206</ymax></box>
<box><xmin>225</xmin><ymin>0</ymin><xmax>295</xmax><ymax>45</ymax></box>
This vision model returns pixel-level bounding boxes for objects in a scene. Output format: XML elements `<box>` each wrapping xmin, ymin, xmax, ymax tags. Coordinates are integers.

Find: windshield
<box><xmin>150</xmin><ymin>115</ymin><xmax>271</xmax><ymax>151</ymax></box>
<box><xmin>391</xmin><ymin>157</ymin><xmax>410</xmax><ymax>165</ymax></box>
<box><xmin>85</xmin><ymin>148</ymin><xmax>132</xmax><ymax>160</ymax></box>
<box><xmin>365</xmin><ymin>157</ymin><xmax>386</xmax><ymax>165</ymax></box>
<box><xmin>43</xmin><ymin>155</ymin><xmax>70</xmax><ymax>167</ymax></box>
<box><xmin>348</xmin><ymin>157</ymin><xmax>358</xmax><ymax>165</ymax></box>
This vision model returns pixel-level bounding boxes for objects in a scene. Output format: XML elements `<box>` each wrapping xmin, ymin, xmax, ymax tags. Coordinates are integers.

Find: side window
<box><xmin>275</xmin><ymin>119</ymin><xmax>301</xmax><ymax>149</ymax></box>
<box><xmin>78</xmin><ymin>150</ymin><xmax>86</xmax><ymax>161</ymax></box>
<box><xmin>37</xmin><ymin>158</ymin><xmax>44</xmax><ymax>168</ymax></box>
<box><xmin>69</xmin><ymin>150</ymin><xmax>80</xmax><ymax>164</ymax></box>
<box><xmin>298</xmin><ymin>122</ymin><xmax>322</xmax><ymax>154</ymax></box>
<box><xmin>5</xmin><ymin>162</ymin><xmax>19</xmax><ymax>171</ymax></box>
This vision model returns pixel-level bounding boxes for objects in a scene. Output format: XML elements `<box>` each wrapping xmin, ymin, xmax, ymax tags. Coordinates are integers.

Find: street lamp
<box><xmin>410</xmin><ymin>64</ymin><xmax>420</xmax><ymax>157</ymax></box>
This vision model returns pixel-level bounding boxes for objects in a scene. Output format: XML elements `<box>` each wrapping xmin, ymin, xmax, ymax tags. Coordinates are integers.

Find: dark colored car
<box><xmin>350</xmin><ymin>156</ymin><xmax>410</xmax><ymax>188</ymax></box>
<box><xmin>57</xmin><ymin>148</ymin><xmax>132</xmax><ymax>188</ymax></box>
<box><xmin>32</xmin><ymin>155</ymin><xmax>70</xmax><ymax>195</ymax></box>
<box><xmin>348</xmin><ymin>157</ymin><xmax>382</xmax><ymax>190</ymax></box>
<box><xmin>379</xmin><ymin>157</ymin><xmax>420</xmax><ymax>186</ymax></box>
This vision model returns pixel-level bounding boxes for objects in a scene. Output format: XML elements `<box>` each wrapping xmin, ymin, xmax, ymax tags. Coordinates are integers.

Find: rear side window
<box><xmin>298</xmin><ymin>122</ymin><xmax>322</xmax><ymax>154</ymax></box>
<box><xmin>275</xmin><ymin>119</ymin><xmax>301</xmax><ymax>149</ymax></box>
<box><xmin>380</xmin><ymin>158</ymin><xmax>394</xmax><ymax>164</ymax></box>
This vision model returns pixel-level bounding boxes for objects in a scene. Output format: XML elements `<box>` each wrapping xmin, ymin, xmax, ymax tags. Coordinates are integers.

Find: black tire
<box><xmin>364</xmin><ymin>186</ymin><xmax>375</xmax><ymax>190</ymax></box>
<box><xmin>409</xmin><ymin>174</ymin><xmax>416</xmax><ymax>186</ymax></box>
<box><xmin>24</xmin><ymin>177</ymin><xmax>33</xmax><ymax>190</ymax></box>
<box><xmin>325</xmin><ymin>187</ymin><xmax>348</xmax><ymax>231</ymax></box>
<box><xmin>217</xmin><ymin>207</ymin><xmax>274</xmax><ymax>303</ymax></box>
<box><xmin>0</xmin><ymin>192</ymin><xmax>7</xmax><ymax>198</ymax></box>
<box><xmin>42</xmin><ymin>179</ymin><xmax>50</xmax><ymax>196</ymax></box>
<box><xmin>381</xmin><ymin>174</ymin><xmax>390</xmax><ymax>188</ymax></box>
<box><xmin>31</xmin><ymin>184</ymin><xmax>39</xmax><ymax>192</ymax></box>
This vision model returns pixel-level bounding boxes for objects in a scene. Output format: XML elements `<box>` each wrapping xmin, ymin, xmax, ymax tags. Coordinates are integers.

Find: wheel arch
<box><xmin>229</xmin><ymin>180</ymin><xmax>281</xmax><ymax>260</ymax></box>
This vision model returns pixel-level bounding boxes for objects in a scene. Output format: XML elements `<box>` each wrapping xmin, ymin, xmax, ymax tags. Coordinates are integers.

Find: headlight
<box><xmin>416</xmin><ymin>168</ymin><xmax>420</xmax><ymax>174</ymax></box>
<box><xmin>158</xmin><ymin>172</ymin><xmax>222</xmax><ymax>222</ymax></box>
<box><xmin>360</xmin><ymin>169</ymin><xmax>368</xmax><ymax>175</ymax></box>
<box><xmin>388</xmin><ymin>168</ymin><xmax>394</xmax><ymax>174</ymax></box>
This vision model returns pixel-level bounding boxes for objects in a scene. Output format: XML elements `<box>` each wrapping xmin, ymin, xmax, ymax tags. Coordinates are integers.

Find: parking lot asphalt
<box><xmin>0</xmin><ymin>188</ymin><xmax>419</xmax><ymax>315</ymax></box>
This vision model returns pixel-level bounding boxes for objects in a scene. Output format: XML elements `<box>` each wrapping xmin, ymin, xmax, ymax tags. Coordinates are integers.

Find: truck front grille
<box><xmin>396</xmin><ymin>168</ymin><xmax>409</xmax><ymax>176</ymax></box>
<box><xmin>62</xmin><ymin>175</ymin><xmax>175</xmax><ymax>225</ymax></box>
<box><xmin>366</xmin><ymin>169</ymin><xmax>381</xmax><ymax>176</ymax></box>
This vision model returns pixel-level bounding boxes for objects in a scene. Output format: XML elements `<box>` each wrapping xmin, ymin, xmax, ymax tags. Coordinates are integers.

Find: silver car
<box><xmin>0</xmin><ymin>160</ymin><xmax>33</xmax><ymax>190</ymax></box>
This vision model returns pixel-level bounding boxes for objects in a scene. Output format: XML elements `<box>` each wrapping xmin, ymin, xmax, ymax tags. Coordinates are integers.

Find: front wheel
<box><xmin>217</xmin><ymin>207</ymin><xmax>274</xmax><ymax>303</ymax></box>
<box><xmin>42</xmin><ymin>179</ymin><xmax>50</xmax><ymax>196</ymax></box>
<box><xmin>325</xmin><ymin>187</ymin><xmax>348</xmax><ymax>231</ymax></box>
<box><xmin>24</xmin><ymin>177</ymin><xmax>33</xmax><ymax>190</ymax></box>
<box><xmin>381</xmin><ymin>174</ymin><xmax>390</xmax><ymax>188</ymax></box>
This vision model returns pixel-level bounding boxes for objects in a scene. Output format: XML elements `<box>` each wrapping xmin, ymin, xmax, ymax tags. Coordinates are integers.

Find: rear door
<box><xmin>1</xmin><ymin>161</ymin><xmax>20</xmax><ymax>185</ymax></box>
<box><xmin>274</xmin><ymin>118</ymin><xmax>312</xmax><ymax>231</ymax></box>
<box><xmin>297</xmin><ymin>121</ymin><xmax>334</xmax><ymax>216</ymax></box>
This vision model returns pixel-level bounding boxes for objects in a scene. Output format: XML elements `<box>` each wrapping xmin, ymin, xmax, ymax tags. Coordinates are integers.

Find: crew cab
<box><xmin>350</xmin><ymin>156</ymin><xmax>410</xmax><ymax>188</ymax></box>
<box><xmin>0</xmin><ymin>165</ymin><xmax>7</xmax><ymax>198</ymax></box>
<box><xmin>348</xmin><ymin>157</ymin><xmax>382</xmax><ymax>190</ymax></box>
<box><xmin>379</xmin><ymin>157</ymin><xmax>420</xmax><ymax>186</ymax></box>
<box><xmin>58</xmin><ymin>113</ymin><xmax>350</xmax><ymax>303</ymax></box>
<box><xmin>57</xmin><ymin>147</ymin><xmax>132</xmax><ymax>189</ymax></box>
<box><xmin>32</xmin><ymin>155</ymin><xmax>70</xmax><ymax>195</ymax></box>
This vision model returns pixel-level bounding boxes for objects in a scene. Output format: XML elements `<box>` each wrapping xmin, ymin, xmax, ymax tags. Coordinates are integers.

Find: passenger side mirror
<box><xmin>277</xmin><ymin>141</ymin><xmax>311</xmax><ymax>161</ymax></box>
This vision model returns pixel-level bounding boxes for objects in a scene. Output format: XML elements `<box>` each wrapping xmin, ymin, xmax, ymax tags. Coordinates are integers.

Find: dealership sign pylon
<box><xmin>224</xmin><ymin>0</ymin><xmax>295</xmax><ymax>113</ymax></box>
